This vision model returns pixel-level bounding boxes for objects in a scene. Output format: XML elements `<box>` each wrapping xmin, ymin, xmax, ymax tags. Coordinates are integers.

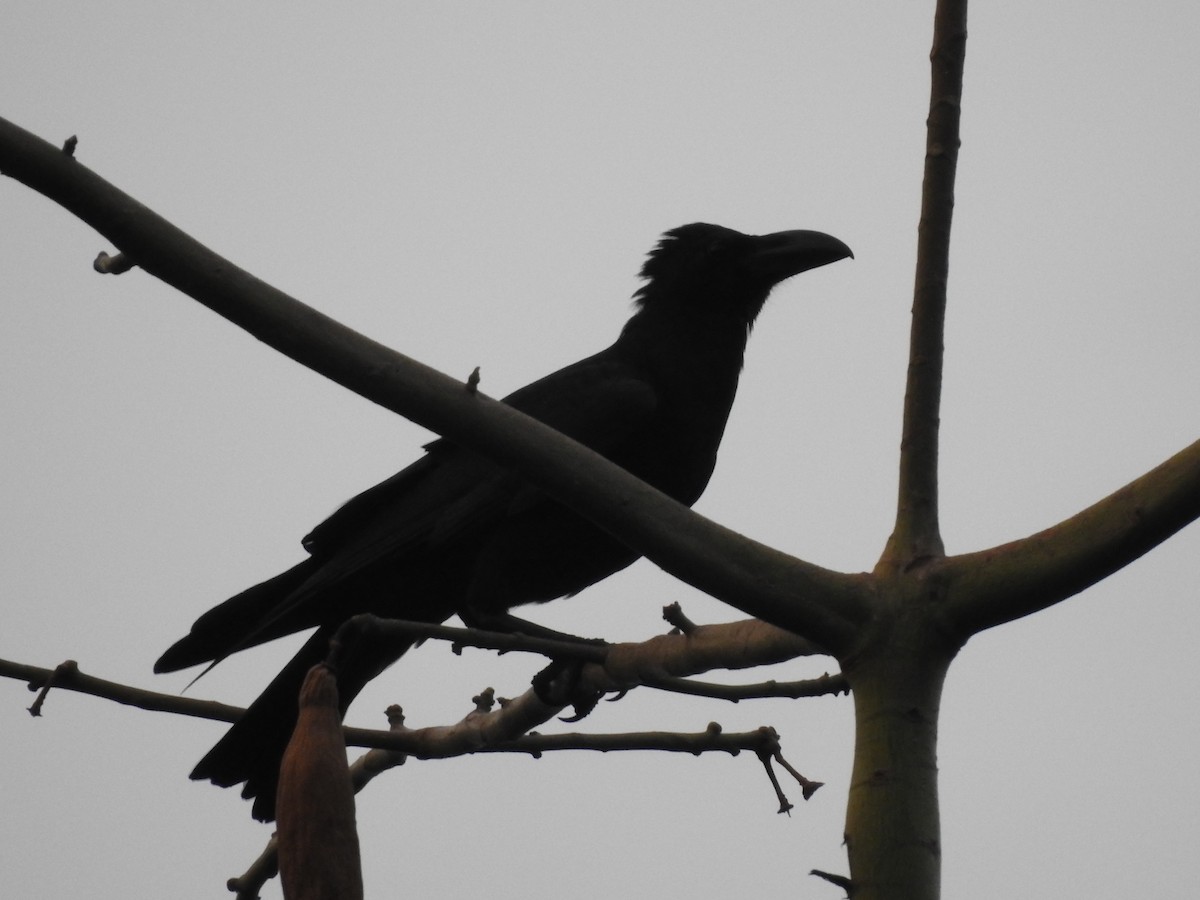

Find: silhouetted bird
<box><xmin>156</xmin><ymin>223</ymin><xmax>852</xmax><ymax>821</ymax></box>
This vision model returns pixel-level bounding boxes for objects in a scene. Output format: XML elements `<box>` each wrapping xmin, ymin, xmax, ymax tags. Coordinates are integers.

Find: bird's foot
<box><xmin>531</xmin><ymin>658</ymin><xmax>604</xmax><ymax>722</ymax></box>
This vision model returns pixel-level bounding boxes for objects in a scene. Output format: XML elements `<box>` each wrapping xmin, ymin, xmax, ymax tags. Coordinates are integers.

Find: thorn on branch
<box><xmin>27</xmin><ymin>659</ymin><xmax>78</xmax><ymax>716</ymax></box>
<box><xmin>93</xmin><ymin>251</ymin><xmax>134</xmax><ymax>274</ymax></box>
<box><xmin>810</xmin><ymin>869</ymin><xmax>855</xmax><ymax>896</ymax></box>
<box><xmin>465</xmin><ymin>366</ymin><xmax>481</xmax><ymax>394</ymax></box>
<box><xmin>61</xmin><ymin>135</ymin><xmax>78</xmax><ymax>157</ymax></box>
<box><xmin>662</xmin><ymin>601</ymin><xmax>697</xmax><ymax>634</ymax></box>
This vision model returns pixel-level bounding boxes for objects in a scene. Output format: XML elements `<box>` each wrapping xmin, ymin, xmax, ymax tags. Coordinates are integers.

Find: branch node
<box><xmin>93</xmin><ymin>251</ymin><xmax>134</xmax><ymax>274</ymax></box>
<box><xmin>465</xmin><ymin>366</ymin><xmax>481</xmax><ymax>394</ymax></box>
<box><xmin>27</xmin><ymin>659</ymin><xmax>78</xmax><ymax>716</ymax></box>
<box><xmin>61</xmin><ymin>135</ymin><xmax>77</xmax><ymax>157</ymax></box>
<box><xmin>471</xmin><ymin>687</ymin><xmax>496</xmax><ymax>713</ymax></box>
<box><xmin>662</xmin><ymin>601</ymin><xmax>697</xmax><ymax>634</ymax></box>
<box><xmin>384</xmin><ymin>704</ymin><xmax>405</xmax><ymax>729</ymax></box>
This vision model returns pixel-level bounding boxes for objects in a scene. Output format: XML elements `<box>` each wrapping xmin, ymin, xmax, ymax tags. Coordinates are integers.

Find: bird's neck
<box><xmin>616</xmin><ymin>300</ymin><xmax>750</xmax><ymax>410</ymax></box>
<box><xmin>618</xmin><ymin>300</ymin><xmax>750</xmax><ymax>367</ymax></box>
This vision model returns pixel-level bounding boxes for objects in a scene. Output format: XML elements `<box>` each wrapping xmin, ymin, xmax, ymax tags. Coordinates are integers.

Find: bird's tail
<box><xmin>154</xmin><ymin>558</ymin><xmax>322</xmax><ymax>674</ymax></box>
<box><xmin>190</xmin><ymin>626</ymin><xmax>331</xmax><ymax>821</ymax></box>
<box><xmin>157</xmin><ymin>560</ymin><xmax>428</xmax><ymax>820</ymax></box>
<box><xmin>188</xmin><ymin>621</ymin><xmax>418</xmax><ymax>822</ymax></box>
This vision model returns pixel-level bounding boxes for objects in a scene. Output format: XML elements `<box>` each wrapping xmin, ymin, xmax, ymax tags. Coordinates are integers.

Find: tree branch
<box><xmin>330</xmin><ymin>614</ymin><xmax>848</xmax><ymax>702</ymax></box>
<box><xmin>337</xmin><ymin>611</ymin><xmax>830</xmax><ymax>669</ymax></box>
<box><xmin>880</xmin><ymin>0</ymin><xmax>968</xmax><ymax>570</ymax></box>
<box><xmin>1</xmin><ymin>657</ymin><xmax>242</xmax><ymax>723</ymax></box>
<box><xmin>346</xmin><ymin>699</ymin><xmax>790</xmax><ymax>760</ymax></box>
<box><xmin>237</xmin><ymin>705</ymin><xmax>812</xmax><ymax>899</ymax></box>
<box><xmin>0</xmin><ymin>608</ymin><xmax>844</xmax><ymax>732</ymax></box>
<box><xmin>0</xmin><ymin>115</ymin><xmax>869</xmax><ymax>653</ymax></box>
<box><xmin>941</xmin><ymin>437</ymin><xmax>1200</xmax><ymax>635</ymax></box>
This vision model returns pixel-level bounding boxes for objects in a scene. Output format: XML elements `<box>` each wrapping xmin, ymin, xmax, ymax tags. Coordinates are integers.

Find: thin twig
<box><xmin>639</xmin><ymin>671</ymin><xmax>848</xmax><ymax>702</ymax></box>
<box><xmin>1</xmin><ymin>657</ymin><xmax>243</xmax><ymax>723</ymax></box>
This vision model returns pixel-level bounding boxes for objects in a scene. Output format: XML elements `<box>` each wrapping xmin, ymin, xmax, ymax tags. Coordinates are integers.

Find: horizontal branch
<box><xmin>0</xmin><ymin>116</ymin><xmax>867</xmax><ymax>651</ymax></box>
<box><xmin>942</xmin><ymin>436</ymin><xmax>1200</xmax><ymax>634</ymax></box>
<box><xmin>346</xmin><ymin>700</ymin><xmax>787</xmax><ymax>759</ymax></box>
<box><xmin>644</xmin><ymin>672</ymin><xmax>848</xmax><ymax>702</ymax></box>
<box><xmin>0</xmin><ymin>606</ymin><xmax>847</xmax><ymax>735</ymax></box>
<box><xmin>340</xmin><ymin>611</ymin><xmax>831</xmax><ymax>669</ymax></box>
<box><xmin>335</xmin><ymin>614</ymin><xmax>849</xmax><ymax>702</ymax></box>
<box><xmin>0</xmin><ymin>657</ymin><xmax>242</xmax><ymax>723</ymax></box>
<box><xmin>239</xmin><ymin>696</ymin><xmax>815</xmax><ymax>898</ymax></box>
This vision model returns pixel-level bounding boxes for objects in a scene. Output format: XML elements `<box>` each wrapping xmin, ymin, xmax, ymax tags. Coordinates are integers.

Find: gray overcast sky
<box><xmin>3</xmin><ymin>3</ymin><xmax>1199</xmax><ymax>898</ymax></box>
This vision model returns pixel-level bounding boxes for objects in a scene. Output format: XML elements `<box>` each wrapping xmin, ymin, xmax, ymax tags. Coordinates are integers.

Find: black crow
<box><xmin>156</xmin><ymin>222</ymin><xmax>852</xmax><ymax>820</ymax></box>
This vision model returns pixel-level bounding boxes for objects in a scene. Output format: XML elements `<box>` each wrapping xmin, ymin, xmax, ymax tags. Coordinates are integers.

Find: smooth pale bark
<box><xmin>849</xmin><ymin>2</ymin><xmax>969</xmax><ymax>896</ymax></box>
<box><xmin>879</xmin><ymin>0</ymin><xmax>968</xmax><ymax>571</ymax></box>
<box><xmin>844</xmin><ymin>640</ymin><xmax>953</xmax><ymax>900</ymax></box>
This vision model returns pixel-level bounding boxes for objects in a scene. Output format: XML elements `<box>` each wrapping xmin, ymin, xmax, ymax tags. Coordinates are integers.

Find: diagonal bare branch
<box><xmin>0</xmin><ymin>115</ymin><xmax>869</xmax><ymax>652</ymax></box>
<box><xmin>941</xmin><ymin>437</ymin><xmax>1200</xmax><ymax>635</ymax></box>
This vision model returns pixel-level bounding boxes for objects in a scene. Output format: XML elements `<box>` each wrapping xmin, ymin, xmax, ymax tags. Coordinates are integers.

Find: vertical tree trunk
<box><xmin>843</xmin><ymin>630</ymin><xmax>953</xmax><ymax>900</ymax></box>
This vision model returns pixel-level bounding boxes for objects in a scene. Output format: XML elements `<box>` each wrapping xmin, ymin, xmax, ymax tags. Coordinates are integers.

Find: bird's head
<box><xmin>634</xmin><ymin>223</ymin><xmax>853</xmax><ymax>324</ymax></box>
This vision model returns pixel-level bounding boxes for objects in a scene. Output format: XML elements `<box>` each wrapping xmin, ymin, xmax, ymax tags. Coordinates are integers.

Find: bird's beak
<box><xmin>749</xmin><ymin>229</ymin><xmax>854</xmax><ymax>285</ymax></box>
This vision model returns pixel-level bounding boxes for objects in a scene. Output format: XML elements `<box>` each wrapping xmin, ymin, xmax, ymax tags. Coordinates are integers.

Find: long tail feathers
<box><xmin>191</xmin><ymin>628</ymin><xmax>334</xmax><ymax>821</ymax></box>
<box><xmin>158</xmin><ymin>558</ymin><xmax>424</xmax><ymax>821</ymax></box>
<box><xmin>154</xmin><ymin>558</ymin><xmax>321</xmax><ymax>674</ymax></box>
<box><xmin>190</xmin><ymin>624</ymin><xmax>418</xmax><ymax>822</ymax></box>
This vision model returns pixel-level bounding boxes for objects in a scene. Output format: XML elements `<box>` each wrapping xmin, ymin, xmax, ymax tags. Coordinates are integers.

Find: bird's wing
<box><xmin>500</xmin><ymin>350</ymin><xmax>658</xmax><ymax>450</ymax></box>
<box><xmin>428</xmin><ymin>352</ymin><xmax>660</xmax><ymax>542</ymax></box>
<box><xmin>285</xmin><ymin>350</ymin><xmax>658</xmax><ymax>601</ymax></box>
<box><xmin>300</xmin><ymin>453</ymin><xmax>440</xmax><ymax>555</ymax></box>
